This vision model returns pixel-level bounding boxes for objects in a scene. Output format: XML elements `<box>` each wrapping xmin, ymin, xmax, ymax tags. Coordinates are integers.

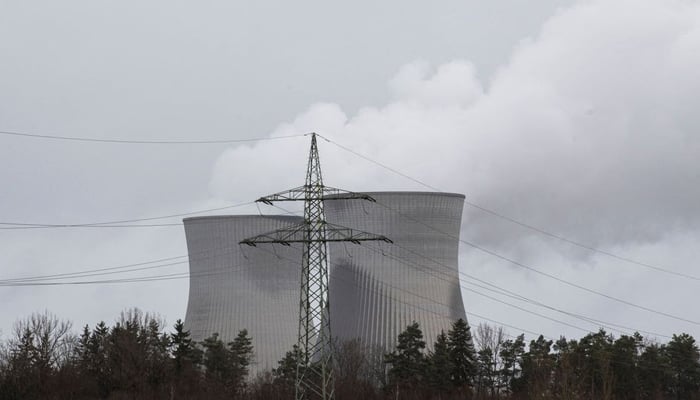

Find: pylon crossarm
<box><xmin>256</xmin><ymin>185</ymin><xmax>376</xmax><ymax>204</ymax></box>
<box><xmin>239</xmin><ymin>222</ymin><xmax>392</xmax><ymax>246</ymax></box>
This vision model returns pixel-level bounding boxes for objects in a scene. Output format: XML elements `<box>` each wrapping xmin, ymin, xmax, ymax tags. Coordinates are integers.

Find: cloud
<box><xmin>210</xmin><ymin>0</ymin><xmax>700</xmax><ymax>260</ymax></box>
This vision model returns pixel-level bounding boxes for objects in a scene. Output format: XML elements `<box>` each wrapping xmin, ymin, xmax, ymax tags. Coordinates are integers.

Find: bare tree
<box><xmin>333</xmin><ymin>338</ymin><xmax>383</xmax><ymax>400</ymax></box>
<box><xmin>3</xmin><ymin>311</ymin><xmax>75</xmax><ymax>398</ymax></box>
<box><xmin>474</xmin><ymin>323</ymin><xmax>506</xmax><ymax>398</ymax></box>
<box><xmin>11</xmin><ymin>310</ymin><xmax>74</xmax><ymax>371</ymax></box>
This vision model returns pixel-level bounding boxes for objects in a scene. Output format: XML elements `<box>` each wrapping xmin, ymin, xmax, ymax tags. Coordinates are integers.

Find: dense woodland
<box><xmin>1</xmin><ymin>309</ymin><xmax>699</xmax><ymax>399</ymax></box>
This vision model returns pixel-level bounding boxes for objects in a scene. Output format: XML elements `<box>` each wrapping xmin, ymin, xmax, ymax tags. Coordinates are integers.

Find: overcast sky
<box><xmin>2</xmin><ymin>0</ymin><xmax>700</xmax><ymax>346</ymax></box>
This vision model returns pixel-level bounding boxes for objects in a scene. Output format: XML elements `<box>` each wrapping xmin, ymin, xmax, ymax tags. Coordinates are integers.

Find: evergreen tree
<box><xmin>499</xmin><ymin>333</ymin><xmax>525</xmax><ymax>395</ymax></box>
<box><xmin>385</xmin><ymin>321</ymin><xmax>428</xmax><ymax>394</ymax></box>
<box><xmin>552</xmin><ymin>336</ymin><xmax>582</xmax><ymax>399</ymax></box>
<box><xmin>576</xmin><ymin>329</ymin><xmax>615</xmax><ymax>399</ymax></box>
<box><xmin>447</xmin><ymin>318</ymin><xmax>477</xmax><ymax>391</ymax></box>
<box><xmin>202</xmin><ymin>333</ymin><xmax>230</xmax><ymax>386</ymax></box>
<box><xmin>143</xmin><ymin>318</ymin><xmax>170</xmax><ymax>396</ymax></box>
<box><xmin>171</xmin><ymin>319</ymin><xmax>201</xmax><ymax>374</ymax></box>
<box><xmin>4</xmin><ymin>328</ymin><xmax>38</xmax><ymax>399</ymax></box>
<box><xmin>476</xmin><ymin>347</ymin><xmax>495</xmax><ymax>398</ymax></box>
<box><xmin>428</xmin><ymin>331</ymin><xmax>453</xmax><ymax>393</ymax></box>
<box><xmin>228</xmin><ymin>329</ymin><xmax>255</xmax><ymax>393</ymax></box>
<box><xmin>665</xmin><ymin>333</ymin><xmax>700</xmax><ymax>400</ymax></box>
<box><xmin>520</xmin><ymin>335</ymin><xmax>554</xmax><ymax>399</ymax></box>
<box><xmin>274</xmin><ymin>344</ymin><xmax>302</xmax><ymax>392</ymax></box>
<box><xmin>169</xmin><ymin>320</ymin><xmax>202</xmax><ymax>398</ymax></box>
<box><xmin>90</xmin><ymin>321</ymin><xmax>112</xmax><ymax>398</ymax></box>
<box><xmin>611</xmin><ymin>332</ymin><xmax>643</xmax><ymax>400</ymax></box>
<box><xmin>639</xmin><ymin>342</ymin><xmax>670</xmax><ymax>399</ymax></box>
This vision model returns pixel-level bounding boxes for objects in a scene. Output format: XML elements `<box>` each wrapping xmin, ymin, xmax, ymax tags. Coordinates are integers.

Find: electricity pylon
<box><xmin>240</xmin><ymin>133</ymin><xmax>391</xmax><ymax>400</ymax></box>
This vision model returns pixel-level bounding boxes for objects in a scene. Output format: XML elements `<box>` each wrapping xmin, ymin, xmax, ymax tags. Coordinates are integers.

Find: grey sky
<box><xmin>3</xmin><ymin>0</ymin><xmax>699</xmax><ymax>347</ymax></box>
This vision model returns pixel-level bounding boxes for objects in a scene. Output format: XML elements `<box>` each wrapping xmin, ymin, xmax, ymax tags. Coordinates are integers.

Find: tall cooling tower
<box><xmin>326</xmin><ymin>192</ymin><xmax>467</xmax><ymax>351</ymax></box>
<box><xmin>183</xmin><ymin>215</ymin><xmax>303</xmax><ymax>374</ymax></box>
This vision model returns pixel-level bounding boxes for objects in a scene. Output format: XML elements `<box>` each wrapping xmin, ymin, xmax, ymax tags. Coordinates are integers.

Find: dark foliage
<box><xmin>2</xmin><ymin>310</ymin><xmax>700</xmax><ymax>400</ymax></box>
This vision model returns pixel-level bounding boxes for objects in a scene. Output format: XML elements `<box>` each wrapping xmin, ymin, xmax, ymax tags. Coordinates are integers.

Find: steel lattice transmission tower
<box><xmin>240</xmin><ymin>133</ymin><xmax>391</xmax><ymax>400</ymax></box>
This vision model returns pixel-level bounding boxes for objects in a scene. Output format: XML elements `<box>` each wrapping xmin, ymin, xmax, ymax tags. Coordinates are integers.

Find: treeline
<box><xmin>1</xmin><ymin>310</ymin><xmax>699</xmax><ymax>399</ymax></box>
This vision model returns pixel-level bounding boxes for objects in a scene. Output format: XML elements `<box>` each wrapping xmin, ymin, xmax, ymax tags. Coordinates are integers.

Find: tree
<box><xmin>611</xmin><ymin>332</ymin><xmax>643</xmax><ymax>400</ymax></box>
<box><xmin>519</xmin><ymin>335</ymin><xmax>554</xmax><ymax>399</ymax></box>
<box><xmin>499</xmin><ymin>333</ymin><xmax>525</xmax><ymax>396</ymax></box>
<box><xmin>474</xmin><ymin>323</ymin><xmax>506</xmax><ymax>397</ymax></box>
<box><xmin>447</xmin><ymin>318</ymin><xmax>477</xmax><ymax>392</ymax></box>
<box><xmin>385</xmin><ymin>321</ymin><xmax>428</xmax><ymax>397</ymax></box>
<box><xmin>171</xmin><ymin>319</ymin><xmax>200</xmax><ymax>374</ymax></box>
<box><xmin>477</xmin><ymin>347</ymin><xmax>496</xmax><ymax>398</ymax></box>
<box><xmin>428</xmin><ymin>331</ymin><xmax>454</xmax><ymax>395</ymax></box>
<box><xmin>333</xmin><ymin>338</ymin><xmax>382</xmax><ymax>400</ymax></box>
<box><xmin>228</xmin><ymin>329</ymin><xmax>255</xmax><ymax>394</ymax></box>
<box><xmin>169</xmin><ymin>319</ymin><xmax>202</xmax><ymax>398</ymax></box>
<box><xmin>78</xmin><ymin>321</ymin><xmax>112</xmax><ymax>398</ymax></box>
<box><xmin>201</xmin><ymin>330</ymin><xmax>254</xmax><ymax>398</ymax></box>
<box><xmin>575</xmin><ymin>330</ymin><xmax>615</xmax><ymax>400</ymax></box>
<box><xmin>272</xmin><ymin>344</ymin><xmax>303</xmax><ymax>397</ymax></box>
<box><xmin>3</xmin><ymin>328</ymin><xmax>38</xmax><ymax>399</ymax></box>
<box><xmin>0</xmin><ymin>311</ymin><xmax>75</xmax><ymax>400</ymax></box>
<box><xmin>638</xmin><ymin>342</ymin><xmax>670</xmax><ymax>400</ymax></box>
<box><xmin>552</xmin><ymin>336</ymin><xmax>581</xmax><ymax>400</ymax></box>
<box><xmin>202</xmin><ymin>332</ymin><xmax>230</xmax><ymax>395</ymax></box>
<box><xmin>665</xmin><ymin>333</ymin><xmax>700</xmax><ymax>400</ymax></box>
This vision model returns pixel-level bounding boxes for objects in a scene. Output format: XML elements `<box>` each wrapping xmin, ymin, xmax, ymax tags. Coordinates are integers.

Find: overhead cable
<box><xmin>0</xmin><ymin>201</ymin><xmax>254</xmax><ymax>229</ymax></box>
<box><xmin>317</xmin><ymin>134</ymin><xmax>699</xmax><ymax>281</ymax></box>
<box><xmin>373</xmin><ymin>200</ymin><xmax>700</xmax><ymax>326</ymax></box>
<box><xmin>0</xmin><ymin>129</ymin><xmax>306</xmax><ymax>144</ymax></box>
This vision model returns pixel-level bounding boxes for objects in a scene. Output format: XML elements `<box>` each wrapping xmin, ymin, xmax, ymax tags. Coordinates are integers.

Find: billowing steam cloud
<box><xmin>211</xmin><ymin>0</ymin><xmax>700</xmax><ymax>262</ymax></box>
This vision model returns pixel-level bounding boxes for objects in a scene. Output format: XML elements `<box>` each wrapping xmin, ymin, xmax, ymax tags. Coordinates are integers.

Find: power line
<box><xmin>0</xmin><ymin>224</ymin><xmax>584</xmax><ymax>335</ymax></box>
<box><xmin>0</xmin><ymin>223</ymin><xmax>184</xmax><ymax>230</ymax></box>
<box><xmin>0</xmin><ymin>129</ymin><xmax>306</xmax><ymax>144</ymax></box>
<box><xmin>0</xmin><ymin>195</ymin><xmax>680</xmax><ymax>340</ymax></box>
<box><xmin>270</xmin><ymin>204</ymin><xmax>672</xmax><ymax>338</ymax></box>
<box><xmin>0</xmin><ymin>201</ymin><xmax>254</xmax><ymax>228</ymax></box>
<box><xmin>0</xmin><ymin>240</ymin><xmax>262</xmax><ymax>284</ymax></box>
<box><xmin>268</xmin><ymin>203</ymin><xmax>670</xmax><ymax>338</ymax></box>
<box><xmin>0</xmin><ymin>202</ymin><xmax>302</xmax><ymax>230</ymax></box>
<box><xmin>0</xmin><ymin>230</ymin><xmax>673</xmax><ymax>341</ymax></box>
<box><xmin>0</xmin><ymin>255</ymin><xmax>187</xmax><ymax>283</ymax></box>
<box><xmin>371</xmin><ymin>241</ymin><xmax>671</xmax><ymax>339</ymax></box>
<box><xmin>0</xmin><ymin>226</ymin><xmax>549</xmax><ymax>338</ymax></box>
<box><xmin>394</xmin><ymin>238</ymin><xmax>678</xmax><ymax>339</ymax></box>
<box><xmin>358</xmin><ymin>242</ymin><xmax>591</xmax><ymax>334</ymax></box>
<box><xmin>2</xmin><ymin>239</ymin><xmax>676</xmax><ymax>373</ymax></box>
<box><xmin>252</xmin><ymin>244</ymin><xmax>548</xmax><ymax>339</ymax></box>
<box><xmin>0</xmin><ymin>242</ymin><xmax>303</xmax><ymax>286</ymax></box>
<box><xmin>317</xmin><ymin>134</ymin><xmax>699</xmax><ymax>281</ymax></box>
<box><xmin>372</xmin><ymin>200</ymin><xmax>700</xmax><ymax>326</ymax></box>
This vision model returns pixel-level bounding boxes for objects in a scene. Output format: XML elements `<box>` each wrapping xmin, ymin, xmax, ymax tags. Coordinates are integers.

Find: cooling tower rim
<box><xmin>326</xmin><ymin>190</ymin><xmax>465</xmax><ymax>199</ymax></box>
<box><xmin>183</xmin><ymin>214</ymin><xmax>303</xmax><ymax>223</ymax></box>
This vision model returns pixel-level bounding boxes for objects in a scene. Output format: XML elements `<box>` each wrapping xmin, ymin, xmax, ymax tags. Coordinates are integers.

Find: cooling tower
<box><xmin>183</xmin><ymin>192</ymin><xmax>468</xmax><ymax>373</ymax></box>
<box><xmin>326</xmin><ymin>192</ymin><xmax>467</xmax><ymax>351</ymax></box>
<box><xmin>183</xmin><ymin>215</ymin><xmax>303</xmax><ymax>374</ymax></box>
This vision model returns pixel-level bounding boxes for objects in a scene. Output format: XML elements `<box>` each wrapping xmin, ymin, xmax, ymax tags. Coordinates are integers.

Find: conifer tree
<box><xmin>202</xmin><ymin>333</ymin><xmax>230</xmax><ymax>385</ymax></box>
<box><xmin>428</xmin><ymin>331</ymin><xmax>453</xmax><ymax>392</ymax></box>
<box><xmin>171</xmin><ymin>319</ymin><xmax>200</xmax><ymax>374</ymax></box>
<box><xmin>665</xmin><ymin>333</ymin><xmax>700</xmax><ymax>399</ymax></box>
<box><xmin>499</xmin><ymin>333</ymin><xmax>525</xmax><ymax>395</ymax></box>
<box><xmin>385</xmin><ymin>321</ymin><xmax>427</xmax><ymax>393</ymax></box>
<box><xmin>447</xmin><ymin>318</ymin><xmax>477</xmax><ymax>390</ymax></box>
<box><xmin>229</xmin><ymin>329</ymin><xmax>255</xmax><ymax>392</ymax></box>
<box><xmin>520</xmin><ymin>335</ymin><xmax>554</xmax><ymax>399</ymax></box>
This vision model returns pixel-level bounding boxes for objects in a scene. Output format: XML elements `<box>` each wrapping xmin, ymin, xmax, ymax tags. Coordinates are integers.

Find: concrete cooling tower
<box><xmin>183</xmin><ymin>192</ymin><xmax>468</xmax><ymax>374</ymax></box>
<box><xmin>183</xmin><ymin>215</ymin><xmax>303</xmax><ymax>374</ymax></box>
<box><xmin>326</xmin><ymin>192</ymin><xmax>467</xmax><ymax>351</ymax></box>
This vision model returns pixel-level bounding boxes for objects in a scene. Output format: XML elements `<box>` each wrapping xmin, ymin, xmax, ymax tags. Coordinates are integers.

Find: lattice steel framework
<box><xmin>241</xmin><ymin>133</ymin><xmax>390</xmax><ymax>400</ymax></box>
